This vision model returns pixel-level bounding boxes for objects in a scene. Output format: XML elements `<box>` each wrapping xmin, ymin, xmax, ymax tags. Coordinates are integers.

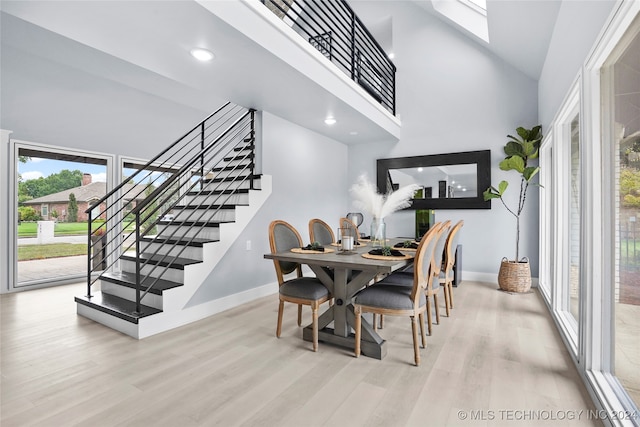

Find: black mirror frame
<box><xmin>376</xmin><ymin>150</ymin><xmax>492</xmax><ymax>210</ymax></box>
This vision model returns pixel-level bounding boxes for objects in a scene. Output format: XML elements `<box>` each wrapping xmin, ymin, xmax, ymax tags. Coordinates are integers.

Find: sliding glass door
<box><xmin>602</xmin><ymin>14</ymin><xmax>640</xmax><ymax>407</ymax></box>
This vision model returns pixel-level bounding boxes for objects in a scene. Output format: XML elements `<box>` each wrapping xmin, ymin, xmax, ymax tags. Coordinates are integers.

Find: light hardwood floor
<box><xmin>1</xmin><ymin>280</ymin><xmax>602</xmax><ymax>426</ymax></box>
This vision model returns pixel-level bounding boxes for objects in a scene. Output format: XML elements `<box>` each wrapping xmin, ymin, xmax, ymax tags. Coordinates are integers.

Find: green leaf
<box><xmin>530</xmin><ymin>125</ymin><xmax>542</xmax><ymax>140</ymax></box>
<box><xmin>523</xmin><ymin>166</ymin><xmax>540</xmax><ymax>181</ymax></box>
<box><xmin>498</xmin><ymin>180</ymin><xmax>508</xmax><ymax>194</ymax></box>
<box><xmin>483</xmin><ymin>188</ymin><xmax>501</xmax><ymax>201</ymax></box>
<box><xmin>504</xmin><ymin>141</ymin><xmax>524</xmax><ymax>157</ymax></box>
<box><xmin>516</xmin><ymin>126</ymin><xmax>529</xmax><ymax>139</ymax></box>
<box><xmin>522</xmin><ymin>141</ymin><xmax>536</xmax><ymax>157</ymax></box>
<box><xmin>507</xmin><ymin>134</ymin><xmax>522</xmax><ymax>144</ymax></box>
<box><xmin>499</xmin><ymin>156</ymin><xmax>525</xmax><ymax>173</ymax></box>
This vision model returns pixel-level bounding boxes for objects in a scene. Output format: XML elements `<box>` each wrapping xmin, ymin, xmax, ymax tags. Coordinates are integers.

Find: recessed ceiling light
<box><xmin>190</xmin><ymin>48</ymin><xmax>214</xmax><ymax>62</ymax></box>
<box><xmin>388</xmin><ymin>52</ymin><xmax>395</xmax><ymax>59</ymax></box>
<box><xmin>324</xmin><ymin>117</ymin><xmax>336</xmax><ymax>125</ymax></box>
<box><xmin>349</xmin><ymin>131</ymin><xmax>358</xmax><ymax>135</ymax></box>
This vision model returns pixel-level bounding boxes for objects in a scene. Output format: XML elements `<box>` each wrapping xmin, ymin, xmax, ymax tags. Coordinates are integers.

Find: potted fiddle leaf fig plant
<box><xmin>483</xmin><ymin>125</ymin><xmax>542</xmax><ymax>292</ymax></box>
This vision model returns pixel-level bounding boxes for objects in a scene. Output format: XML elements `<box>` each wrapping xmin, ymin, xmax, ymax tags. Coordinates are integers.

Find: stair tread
<box><xmin>75</xmin><ymin>292</ymin><xmax>161</xmax><ymax>324</ymax></box>
<box><xmin>204</xmin><ymin>174</ymin><xmax>261</xmax><ymax>183</ymax></box>
<box><xmin>121</xmin><ymin>253</ymin><xmax>201</xmax><ymax>269</ymax></box>
<box><xmin>223</xmin><ymin>153</ymin><xmax>254</xmax><ymax>162</ymax></box>
<box><xmin>140</xmin><ymin>236</ymin><xmax>217</xmax><ymax>247</ymax></box>
<box><xmin>100</xmin><ymin>271</ymin><xmax>183</xmax><ymax>294</ymax></box>
<box><xmin>158</xmin><ymin>220</ymin><xmax>230</xmax><ymax>227</ymax></box>
<box><xmin>174</xmin><ymin>204</ymin><xmax>245</xmax><ymax>210</ymax></box>
<box><xmin>212</xmin><ymin>165</ymin><xmax>254</xmax><ymax>172</ymax></box>
<box><xmin>187</xmin><ymin>189</ymin><xmax>250</xmax><ymax>195</ymax></box>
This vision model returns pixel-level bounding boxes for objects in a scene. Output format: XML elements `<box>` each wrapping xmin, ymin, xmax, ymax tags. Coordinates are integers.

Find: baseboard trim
<box><xmin>137</xmin><ymin>282</ymin><xmax>278</xmax><ymax>338</ymax></box>
<box><xmin>461</xmin><ymin>270</ymin><xmax>539</xmax><ymax>287</ymax></box>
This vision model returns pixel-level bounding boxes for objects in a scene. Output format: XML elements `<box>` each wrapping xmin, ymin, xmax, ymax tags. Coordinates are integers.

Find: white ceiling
<box><xmin>410</xmin><ymin>0</ymin><xmax>562</xmax><ymax>80</ymax></box>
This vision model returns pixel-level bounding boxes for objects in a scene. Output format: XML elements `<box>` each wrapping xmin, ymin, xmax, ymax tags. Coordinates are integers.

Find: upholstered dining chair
<box><xmin>268</xmin><ymin>220</ymin><xmax>332</xmax><ymax>352</ymax></box>
<box><xmin>440</xmin><ymin>220</ymin><xmax>464</xmax><ymax>312</ymax></box>
<box><xmin>375</xmin><ymin>221</ymin><xmax>442</xmax><ymax>330</ymax></box>
<box><xmin>309</xmin><ymin>218</ymin><xmax>335</xmax><ymax>245</ymax></box>
<box><xmin>353</xmin><ymin>224</ymin><xmax>440</xmax><ymax>366</ymax></box>
<box><xmin>339</xmin><ymin>217</ymin><xmax>361</xmax><ymax>241</ymax></box>
<box><xmin>375</xmin><ymin>221</ymin><xmax>450</xmax><ymax>335</ymax></box>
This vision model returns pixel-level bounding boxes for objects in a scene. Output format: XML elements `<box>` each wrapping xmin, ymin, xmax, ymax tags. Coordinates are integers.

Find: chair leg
<box><xmin>449</xmin><ymin>282</ymin><xmax>454</xmax><ymax>309</ymax></box>
<box><xmin>354</xmin><ymin>306</ymin><xmax>362</xmax><ymax>358</ymax></box>
<box><xmin>312</xmin><ymin>303</ymin><xmax>319</xmax><ymax>352</ymax></box>
<box><xmin>276</xmin><ymin>300</ymin><xmax>284</xmax><ymax>338</ymax></box>
<box><xmin>434</xmin><ymin>294</ymin><xmax>440</xmax><ymax>325</ymax></box>
<box><xmin>373</xmin><ymin>314</ymin><xmax>378</xmax><ymax>331</ymax></box>
<box><xmin>418</xmin><ymin>312</ymin><xmax>427</xmax><ymax>348</ymax></box>
<box><xmin>380</xmin><ymin>314</ymin><xmax>384</xmax><ymax>329</ymax></box>
<box><xmin>411</xmin><ymin>316</ymin><xmax>420</xmax><ymax>366</ymax></box>
<box><xmin>443</xmin><ymin>286</ymin><xmax>451</xmax><ymax>317</ymax></box>
<box><xmin>425</xmin><ymin>299</ymin><xmax>433</xmax><ymax>335</ymax></box>
<box><xmin>297</xmin><ymin>304</ymin><xmax>302</xmax><ymax>326</ymax></box>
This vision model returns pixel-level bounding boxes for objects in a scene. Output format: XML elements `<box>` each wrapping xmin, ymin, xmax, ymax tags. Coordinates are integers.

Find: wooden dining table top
<box><xmin>264</xmin><ymin>238</ymin><xmax>415</xmax><ymax>274</ymax></box>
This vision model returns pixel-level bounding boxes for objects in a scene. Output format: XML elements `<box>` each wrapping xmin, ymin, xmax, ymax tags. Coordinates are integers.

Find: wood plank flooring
<box><xmin>1</xmin><ymin>280</ymin><xmax>602</xmax><ymax>426</ymax></box>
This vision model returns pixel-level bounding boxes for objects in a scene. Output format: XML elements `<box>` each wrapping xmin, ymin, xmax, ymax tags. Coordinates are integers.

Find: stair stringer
<box><xmin>135</xmin><ymin>174</ymin><xmax>272</xmax><ymax>338</ymax></box>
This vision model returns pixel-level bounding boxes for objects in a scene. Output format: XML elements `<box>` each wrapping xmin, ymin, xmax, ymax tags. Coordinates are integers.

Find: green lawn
<box><xmin>18</xmin><ymin>243</ymin><xmax>88</xmax><ymax>261</ymax></box>
<box><xmin>18</xmin><ymin>221</ymin><xmax>103</xmax><ymax>238</ymax></box>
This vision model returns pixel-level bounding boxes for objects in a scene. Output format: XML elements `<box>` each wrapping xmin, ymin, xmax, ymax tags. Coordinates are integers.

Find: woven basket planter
<box><xmin>497</xmin><ymin>257</ymin><xmax>531</xmax><ymax>293</ymax></box>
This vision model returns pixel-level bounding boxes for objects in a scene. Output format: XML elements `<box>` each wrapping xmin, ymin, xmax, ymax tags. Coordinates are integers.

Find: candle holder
<box><xmin>337</xmin><ymin>227</ymin><xmax>356</xmax><ymax>255</ymax></box>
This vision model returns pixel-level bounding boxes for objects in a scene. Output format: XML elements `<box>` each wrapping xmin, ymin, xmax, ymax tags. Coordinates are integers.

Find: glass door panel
<box><xmin>607</xmin><ymin>15</ymin><xmax>640</xmax><ymax>408</ymax></box>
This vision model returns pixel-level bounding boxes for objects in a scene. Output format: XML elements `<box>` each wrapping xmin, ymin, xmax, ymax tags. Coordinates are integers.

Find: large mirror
<box><xmin>376</xmin><ymin>150</ymin><xmax>491</xmax><ymax>209</ymax></box>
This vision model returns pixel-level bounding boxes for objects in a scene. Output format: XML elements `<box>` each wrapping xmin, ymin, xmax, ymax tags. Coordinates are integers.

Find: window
<box><xmin>602</xmin><ymin>13</ymin><xmax>640</xmax><ymax>408</ymax></box>
<box><xmin>40</xmin><ymin>204</ymin><xmax>48</xmax><ymax>219</ymax></box>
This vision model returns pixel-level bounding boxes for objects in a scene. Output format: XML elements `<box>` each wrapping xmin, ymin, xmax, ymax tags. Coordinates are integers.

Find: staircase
<box><xmin>75</xmin><ymin>103</ymin><xmax>272</xmax><ymax>338</ymax></box>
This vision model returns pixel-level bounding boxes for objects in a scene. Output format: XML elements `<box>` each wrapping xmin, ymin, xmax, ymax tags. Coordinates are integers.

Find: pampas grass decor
<box><xmin>349</xmin><ymin>174</ymin><xmax>420</xmax><ymax>219</ymax></box>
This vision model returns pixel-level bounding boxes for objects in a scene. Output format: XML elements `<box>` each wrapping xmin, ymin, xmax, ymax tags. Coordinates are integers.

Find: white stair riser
<box><xmin>224</xmin><ymin>158</ymin><xmax>252</xmax><ymax>167</ymax></box>
<box><xmin>157</xmin><ymin>225</ymin><xmax>220</xmax><ymax>240</ymax></box>
<box><xmin>173</xmin><ymin>209</ymin><xmax>235</xmax><ymax>223</ymax></box>
<box><xmin>100</xmin><ymin>281</ymin><xmax>163</xmax><ymax>310</ymax></box>
<box><xmin>210</xmin><ymin>169</ymin><xmax>250</xmax><ymax>179</ymax></box>
<box><xmin>202</xmin><ymin>178</ymin><xmax>260</xmax><ymax>191</ymax></box>
<box><xmin>120</xmin><ymin>259</ymin><xmax>185</xmax><ymax>283</ymax></box>
<box><xmin>182</xmin><ymin>192</ymin><xmax>249</xmax><ymax>206</ymax></box>
<box><xmin>140</xmin><ymin>242</ymin><xmax>204</xmax><ymax>261</ymax></box>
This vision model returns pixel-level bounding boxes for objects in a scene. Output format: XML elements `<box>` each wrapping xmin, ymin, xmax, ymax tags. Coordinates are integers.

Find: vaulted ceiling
<box><xmin>1</xmin><ymin>0</ymin><xmax>564</xmax><ymax>146</ymax></box>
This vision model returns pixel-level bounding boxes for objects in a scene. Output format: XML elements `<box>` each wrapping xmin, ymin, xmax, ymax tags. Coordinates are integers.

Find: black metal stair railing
<box><xmin>85</xmin><ymin>102</ymin><xmax>256</xmax><ymax>314</ymax></box>
<box><xmin>261</xmin><ymin>0</ymin><xmax>396</xmax><ymax>115</ymax></box>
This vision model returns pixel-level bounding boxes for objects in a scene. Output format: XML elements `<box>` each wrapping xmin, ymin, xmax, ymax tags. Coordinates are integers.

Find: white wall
<box><xmin>0</xmin><ymin>43</ymin><xmax>212</xmax><ymax>158</ymax></box>
<box><xmin>186</xmin><ymin>112</ymin><xmax>349</xmax><ymax>304</ymax></box>
<box><xmin>348</xmin><ymin>1</ymin><xmax>539</xmax><ymax>275</ymax></box>
<box><xmin>538</xmin><ymin>0</ymin><xmax>617</xmax><ymax>131</ymax></box>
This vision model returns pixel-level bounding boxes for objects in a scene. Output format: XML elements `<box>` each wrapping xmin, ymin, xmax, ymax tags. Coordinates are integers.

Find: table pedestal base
<box><xmin>302</xmin><ymin>326</ymin><xmax>387</xmax><ymax>359</ymax></box>
<box><xmin>302</xmin><ymin>305</ymin><xmax>387</xmax><ymax>359</ymax></box>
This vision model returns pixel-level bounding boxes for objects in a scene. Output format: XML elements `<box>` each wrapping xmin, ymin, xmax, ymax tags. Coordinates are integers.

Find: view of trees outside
<box><xmin>16</xmin><ymin>155</ymin><xmax>106</xmax><ymax>285</ymax></box>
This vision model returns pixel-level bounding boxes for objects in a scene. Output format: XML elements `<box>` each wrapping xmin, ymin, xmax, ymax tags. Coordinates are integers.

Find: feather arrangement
<box><xmin>350</xmin><ymin>174</ymin><xmax>420</xmax><ymax>219</ymax></box>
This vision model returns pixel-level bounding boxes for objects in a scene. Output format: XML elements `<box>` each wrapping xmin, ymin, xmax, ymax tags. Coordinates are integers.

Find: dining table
<box><xmin>264</xmin><ymin>238</ymin><xmax>415</xmax><ymax>359</ymax></box>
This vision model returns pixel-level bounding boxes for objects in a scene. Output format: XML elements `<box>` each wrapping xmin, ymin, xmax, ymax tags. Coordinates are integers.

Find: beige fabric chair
<box><xmin>339</xmin><ymin>217</ymin><xmax>361</xmax><ymax>242</ymax></box>
<box><xmin>308</xmin><ymin>218</ymin><xmax>335</xmax><ymax>245</ymax></box>
<box><xmin>376</xmin><ymin>221</ymin><xmax>450</xmax><ymax>335</ymax></box>
<box><xmin>440</xmin><ymin>220</ymin><xmax>464</xmax><ymax>312</ymax></box>
<box><xmin>268</xmin><ymin>220</ymin><xmax>332</xmax><ymax>352</ymax></box>
<box><xmin>353</xmin><ymin>224</ymin><xmax>440</xmax><ymax>366</ymax></box>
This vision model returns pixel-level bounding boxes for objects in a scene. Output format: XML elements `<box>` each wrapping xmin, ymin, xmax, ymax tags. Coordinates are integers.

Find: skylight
<box><xmin>432</xmin><ymin>0</ymin><xmax>490</xmax><ymax>43</ymax></box>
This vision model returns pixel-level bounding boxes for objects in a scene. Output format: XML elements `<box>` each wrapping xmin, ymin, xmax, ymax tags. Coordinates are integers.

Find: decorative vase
<box><xmin>370</xmin><ymin>217</ymin><xmax>386</xmax><ymax>249</ymax></box>
<box><xmin>497</xmin><ymin>257</ymin><xmax>531</xmax><ymax>293</ymax></box>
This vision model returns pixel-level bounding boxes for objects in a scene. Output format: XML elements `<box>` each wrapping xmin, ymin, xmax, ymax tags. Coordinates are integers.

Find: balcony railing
<box><xmin>262</xmin><ymin>0</ymin><xmax>396</xmax><ymax>115</ymax></box>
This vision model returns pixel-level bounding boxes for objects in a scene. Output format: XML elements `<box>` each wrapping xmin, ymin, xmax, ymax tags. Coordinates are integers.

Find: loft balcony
<box><xmin>260</xmin><ymin>0</ymin><xmax>396</xmax><ymax>116</ymax></box>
